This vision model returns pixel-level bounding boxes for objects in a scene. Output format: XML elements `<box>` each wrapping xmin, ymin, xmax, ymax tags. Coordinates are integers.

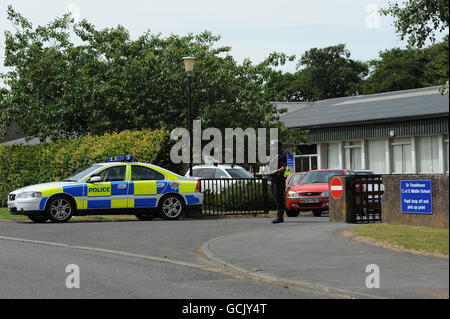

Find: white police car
<box><xmin>8</xmin><ymin>156</ymin><xmax>203</xmax><ymax>223</ymax></box>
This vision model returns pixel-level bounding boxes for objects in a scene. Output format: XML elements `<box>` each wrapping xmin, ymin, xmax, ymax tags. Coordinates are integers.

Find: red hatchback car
<box><xmin>285</xmin><ymin>169</ymin><xmax>351</xmax><ymax>217</ymax></box>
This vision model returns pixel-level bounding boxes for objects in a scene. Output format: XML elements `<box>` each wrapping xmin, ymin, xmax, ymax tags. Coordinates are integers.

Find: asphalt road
<box><xmin>0</xmin><ymin>216</ymin><xmax>326</xmax><ymax>299</ymax></box>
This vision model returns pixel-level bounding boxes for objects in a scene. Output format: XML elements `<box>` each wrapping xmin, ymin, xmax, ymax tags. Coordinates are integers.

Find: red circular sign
<box><xmin>330</xmin><ymin>177</ymin><xmax>343</xmax><ymax>199</ymax></box>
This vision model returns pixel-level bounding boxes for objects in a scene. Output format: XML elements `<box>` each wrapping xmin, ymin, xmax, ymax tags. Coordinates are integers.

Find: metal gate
<box><xmin>200</xmin><ymin>178</ymin><xmax>269</xmax><ymax>216</ymax></box>
<box><xmin>351</xmin><ymin>175</ymin><xmax>384</xmax><ymax>223</ymax></box>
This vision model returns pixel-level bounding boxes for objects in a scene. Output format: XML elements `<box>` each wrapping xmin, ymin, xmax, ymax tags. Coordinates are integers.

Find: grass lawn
<box><xmin>347</xmin><ymin>223</ymin><xmax>449</xmax><ymax>256</ymax></box>
<box><xmin>0</xmin><ymin>207</ymin><xmax>27</xmax><ymax>220</ymax></box>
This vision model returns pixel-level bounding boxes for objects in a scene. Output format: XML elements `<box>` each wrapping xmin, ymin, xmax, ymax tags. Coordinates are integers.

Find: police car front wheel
<box><xmin>159</xmin><ymin>195</ymin><xmax>184</xmax><ymax>220</ymax></box>
<box><xmin>46</xmin><ymin>195</ymin><xmax>74</xmax><ymax>223</ymax></box>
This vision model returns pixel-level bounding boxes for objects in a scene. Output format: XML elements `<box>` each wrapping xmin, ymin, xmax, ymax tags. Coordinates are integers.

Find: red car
<box><xmin>285</xmin><ymin>169</ymin><xmax>351</xmax><ymax>217</ymax></box>
<box><xmin>285</xmin><ymin>172</ymin><xmax>306</xmax><ymax>193</ymax></box>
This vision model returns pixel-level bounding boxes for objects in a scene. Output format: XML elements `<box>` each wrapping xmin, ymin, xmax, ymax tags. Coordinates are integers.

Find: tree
<box><xmin>381</xmin><ymin>0</ymin><xmax>449</xmax><ymax>48</ymax></box>
<box><xmin>263</xmin><ymin>44</ymin><xmax>368</xmax><ymax>102</ymax></box>
<box><xmin>1</xmin><ymin>6</ymin><xmax>291</xmax><ymax>143</ymax></box>
<box><xmin>294</xmin><ymin>44</ymin><xmax>368</xmax><ymax>101</ymax></box>
<box><xmin>361</xmin><ymin>37</ymin><xmax>449</xmax><ymax>94</ymax></box>
<box><xmin>263</xmin><ymin>70</ymin><xmax>303</xmax><ymax>102</ymax></box>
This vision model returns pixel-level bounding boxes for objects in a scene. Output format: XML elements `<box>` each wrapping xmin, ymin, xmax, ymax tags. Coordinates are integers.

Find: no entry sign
<box><xmin>330</xmin><ymin>177</ymin><xmax>343</xmax><ymax>199</ymax></box>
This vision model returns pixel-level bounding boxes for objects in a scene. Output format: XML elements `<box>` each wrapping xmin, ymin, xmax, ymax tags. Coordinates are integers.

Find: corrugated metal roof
<box><xmin>275</xmin><ymin>102</ymin><xmax>311</xmax><ymax>115</ymax></box>
<box><xmin>278</xmin><ymin>86</ymin><xmax>449</xmax><ymax>129</ymax></box>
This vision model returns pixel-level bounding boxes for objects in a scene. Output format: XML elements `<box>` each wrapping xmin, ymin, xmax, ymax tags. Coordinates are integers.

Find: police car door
<box><xmin>129</xmin><ymin>165</ymin><xmax>164</xmax><ymax>208</ymax></box>
<box><xmin>87</xmin><ymin>165</ymin><xmax>128</xmax><ymax>209</ymax></box>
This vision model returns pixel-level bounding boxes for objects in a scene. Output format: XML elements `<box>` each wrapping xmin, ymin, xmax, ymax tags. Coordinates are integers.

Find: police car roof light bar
<box><xmin>106</xmin><ymin>156</ymin><xmax>134</xmax><ymax>162</ymax></box>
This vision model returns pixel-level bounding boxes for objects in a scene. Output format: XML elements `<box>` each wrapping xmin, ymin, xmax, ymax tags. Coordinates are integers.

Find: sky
<box><xmin>0</xmin><ymin>0</ymin><xmax>445</xmax><ymax>75</ymax></box>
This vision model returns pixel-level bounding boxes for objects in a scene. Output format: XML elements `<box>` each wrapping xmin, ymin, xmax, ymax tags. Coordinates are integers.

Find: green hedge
<box><xmin>0</xmin><ymin>129</ymin><xmax>179</xmax><ymax>207</ymax></box>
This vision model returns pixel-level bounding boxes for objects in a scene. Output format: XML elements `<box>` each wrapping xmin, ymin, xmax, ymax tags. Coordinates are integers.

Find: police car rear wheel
<box><xmin>159</xmin><ymin>195</ymin><xmax>184</xmax><ymax>220</ymax></box>
<box><xmin>47</xmin><ymin>196</ymin><xmax>74</xmax><ymax>223</ymax></box>
<box><xmin>27</xmin><ymin>214</ymin><xmax>48</xmax><ymax>223</ymax></box>
<box><xmin>135</xmin><ymin>212</ymin><xmax>156</xmax><ymax>221</ymax></box>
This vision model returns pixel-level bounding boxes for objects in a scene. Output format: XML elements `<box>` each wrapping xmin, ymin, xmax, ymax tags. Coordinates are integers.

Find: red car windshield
<box><xmin>300</xmin><ymin>171</ymin><xmax>345</xmax><ymax>184</ymax></box>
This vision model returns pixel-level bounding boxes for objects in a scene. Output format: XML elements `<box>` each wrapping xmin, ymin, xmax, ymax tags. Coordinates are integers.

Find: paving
<box><xmin>202</xmin><ymin>218</ymin><xmax>449</xmax><ymax>299</ymax></box>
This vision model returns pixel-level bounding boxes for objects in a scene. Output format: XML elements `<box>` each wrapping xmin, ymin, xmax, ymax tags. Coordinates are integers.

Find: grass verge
<box><xmin>346</xmin><ymin>223</ymin><xmax>449</xmax><ymax>256</ymax></box>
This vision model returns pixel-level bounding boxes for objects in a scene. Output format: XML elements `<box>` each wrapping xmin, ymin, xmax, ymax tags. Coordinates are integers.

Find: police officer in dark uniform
<box><xmin>267</xmin><ymin>140</ymin><xmax>287</xmax><ymax>224</ymax></box>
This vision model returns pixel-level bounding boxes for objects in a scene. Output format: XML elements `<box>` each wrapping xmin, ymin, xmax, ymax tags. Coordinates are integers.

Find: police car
<box><xmin>7</xmin><ymin>156</ymin><xmax>203</xmax><ymax>223</ymax></box>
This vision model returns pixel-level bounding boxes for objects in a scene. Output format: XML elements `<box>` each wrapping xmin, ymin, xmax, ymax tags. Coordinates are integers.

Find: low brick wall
<box><xmin>381</xmin><ymin>174</ymin><xmax>449</xmax><ymax>229</ymax></box>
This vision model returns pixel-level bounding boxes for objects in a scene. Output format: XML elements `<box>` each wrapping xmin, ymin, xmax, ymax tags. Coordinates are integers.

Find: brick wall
<box><xmin>381</xmin><ymin>174</ymin><xmax>449</xmax><ymax>229</ymax></box>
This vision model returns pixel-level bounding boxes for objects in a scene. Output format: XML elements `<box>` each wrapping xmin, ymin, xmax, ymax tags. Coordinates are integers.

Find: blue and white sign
<box><xmin>400</xmin><ymin>180</ymin><xmax>432</xmax><ymax>214</ymax></box>
<box><xmin>285</xmin><ymin>151</ymin><xmax>294</xmax><ymax>169</ymax></box>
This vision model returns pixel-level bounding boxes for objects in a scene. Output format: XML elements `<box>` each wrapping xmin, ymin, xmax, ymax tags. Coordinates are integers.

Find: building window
<box><xmin>327</xmin><ymin>143</ymin><xmax>340</xmax><ymax>169</ymax></box>
<box><xmin>391</xmin><ymin>138</ymin><xmax>412</xmax><ymax>174</ymax></box>
<box><xmin>417</xmin><ymin>135</ymin><xmax>440</xmax><ymax>173</ymax></box>
<box><xmin>294</xmin><ymin>155</ymin><xmax>318</xmax><ymax>172</ymax></box>
<box><xmin>344</xmin><ymin>141</ymin><xmax>361</xmax><ymax>170</ymax></box>
<box><xmin>368</xmin><ymin>139</ymin><xmax>387</xmax><ymax>174</ymax></box>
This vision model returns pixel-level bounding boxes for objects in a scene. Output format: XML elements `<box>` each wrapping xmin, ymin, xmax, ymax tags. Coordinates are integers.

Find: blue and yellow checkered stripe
<box><xmin>38</xmin><ymin>179</ymin><xmax>200</xmax><ymax>211</ymax></box>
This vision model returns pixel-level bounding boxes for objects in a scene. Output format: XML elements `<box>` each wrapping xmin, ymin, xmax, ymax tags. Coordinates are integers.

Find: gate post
<box><xmin>329</xmin><ymin>176</ymin><xmax>356</xmax><ymax>223</ymax></box>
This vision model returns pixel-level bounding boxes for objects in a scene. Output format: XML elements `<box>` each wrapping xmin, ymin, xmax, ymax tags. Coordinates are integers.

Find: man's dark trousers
<box><xmin>271</xmin><ymin>178</ymin><xmax>285</xmax><ymax>219</ymax></box>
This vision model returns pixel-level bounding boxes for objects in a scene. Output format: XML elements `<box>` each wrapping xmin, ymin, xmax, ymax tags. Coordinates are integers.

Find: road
<box><xmin>0</xmin><ymin>216</ymin><xmax>325</xmax><ymax>299</ymax></box>
<box><xmin>1</xmin><ymin>215</ymin><xmax>446</xmax><ymax>299</ymax></box>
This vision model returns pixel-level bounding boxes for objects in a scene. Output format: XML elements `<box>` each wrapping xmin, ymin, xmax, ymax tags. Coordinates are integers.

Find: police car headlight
<box><xmin>17</xmin><ymin>191</ymin><xmax>42</xmax><ymax>199</ymax></box>
<box><xmin>321</xmin><ymin>190</ymin><xmax>330</xmax><ymax>198</ymax></box>
<box><xmin>287</xmin><ymin>191</ymin><xmax>298</xmax><ymax>198</ymax></box>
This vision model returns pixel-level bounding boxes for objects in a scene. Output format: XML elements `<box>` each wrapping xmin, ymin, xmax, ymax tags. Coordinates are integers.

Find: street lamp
<box><xmin>181</xmin><ymin>56</ymin><xmax>197</xmax><ymax>176</ymax></box>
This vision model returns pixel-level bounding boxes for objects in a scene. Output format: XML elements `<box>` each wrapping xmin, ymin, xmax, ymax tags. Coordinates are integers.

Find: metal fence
<box><xmin>200</xmin><ymin>178</ymin><xmax>270</xmax><ymax>215</ymax></box>
<box><xmin>351</xmin><ymin>175</ymin><xmax>384</xmax><ymax>223</ymax></box>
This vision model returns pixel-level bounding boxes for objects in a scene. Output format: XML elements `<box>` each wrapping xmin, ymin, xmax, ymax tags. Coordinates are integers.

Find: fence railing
<box><xmin>351</xmin><ymin>175</ymin><xmax>384</xmax><ymax>223</ymax></box>
<box><xmin>200</xmin><ymin>178</ymin><xmax>270</xmax><ymax>215</ymax></box>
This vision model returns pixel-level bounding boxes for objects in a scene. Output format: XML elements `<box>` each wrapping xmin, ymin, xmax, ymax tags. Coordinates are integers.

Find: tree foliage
<box><xmin>381</xmin><ymin>0</ymin><xmax>449</xmax><ymax>48</ymax></box>
<box><xmin>361</xmin><ymin>36</ymin><xmax>449</xmax><ymax>94</ymax></box>
<box><xmin>1</xmin><ymin>6</ymin><xmax>293</xmax><ymax>142</ymax></box>
<box><xmin>264</xmin><ymin>44</ymin><xmax>368</xmax><ymax>102</ymax></box>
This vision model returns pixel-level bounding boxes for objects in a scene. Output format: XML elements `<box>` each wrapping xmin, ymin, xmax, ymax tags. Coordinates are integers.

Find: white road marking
<box><xmin>0</xmin><ymin>235</ymin><xmax>220</xmax><ymax>273</ymax></box>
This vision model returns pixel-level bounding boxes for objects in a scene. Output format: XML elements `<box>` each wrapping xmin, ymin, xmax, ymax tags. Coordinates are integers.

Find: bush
<box><xmin>0</xmin><ymin>129</ymin><xmax>179</xmax><ymax>206</ymax></box>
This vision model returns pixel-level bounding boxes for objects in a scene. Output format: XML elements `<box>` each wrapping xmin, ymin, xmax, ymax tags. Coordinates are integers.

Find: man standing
<box><xmin>267</xmin><ymin>140</ymin><xmax>287</xmax><ymax>224</ymax></box>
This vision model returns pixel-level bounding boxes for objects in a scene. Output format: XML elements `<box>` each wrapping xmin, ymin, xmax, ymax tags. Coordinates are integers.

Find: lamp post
<box><xmin>181</xmin><ymin>56</ymin><xmax>197</xmax><ymax>177</ymax></box>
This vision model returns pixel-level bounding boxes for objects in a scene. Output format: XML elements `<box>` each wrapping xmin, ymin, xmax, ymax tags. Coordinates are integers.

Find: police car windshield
<box><xmin>63</xmin><ymin>165</ymin><xmax>102</xmax><ymax>182</ymax></box>
<box><xmin>300</xmin><ymin>171</ymin><xmax>344</xmax><ymax>184</ymax></box>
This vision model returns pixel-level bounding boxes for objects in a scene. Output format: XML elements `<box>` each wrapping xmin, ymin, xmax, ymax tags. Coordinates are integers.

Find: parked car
<box><xmin>285</xmin><ymin>169</ymin><xmax>351</xmax><ymax>217</ymax></box>
<box><xmin>8</xmin><ymin>156</ymin><xmax>203</xmax><ymax>223</ymax></box>
<box><xmin>285</xmin><ymin>172</ymin><xmax>306</xmax><ymax>193</ymax></box>
<box><xmin>186</xmin><ymin>164</ymin><xmax>254</xmax><ymax>193</ymax></box>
